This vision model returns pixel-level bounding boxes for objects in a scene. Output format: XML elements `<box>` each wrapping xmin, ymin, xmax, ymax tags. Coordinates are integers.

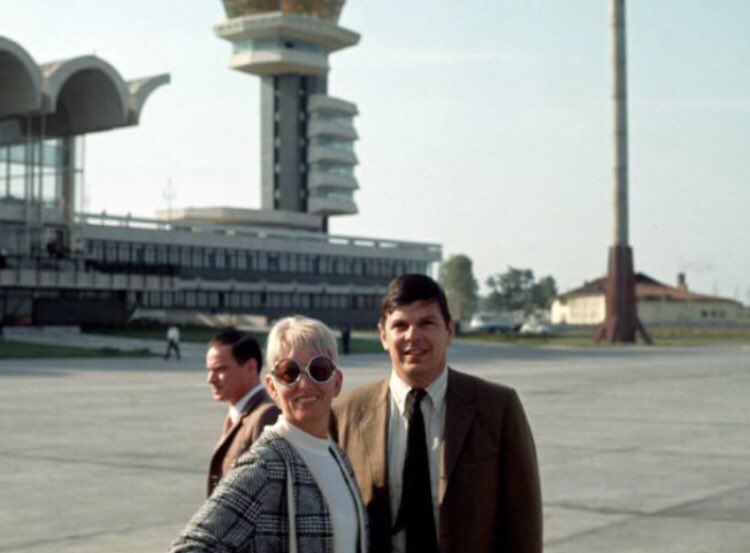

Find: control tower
<box><xmin>215</xmin><ymin>1</ymin><xmax>360</xmax><ymax>231</ymax></box>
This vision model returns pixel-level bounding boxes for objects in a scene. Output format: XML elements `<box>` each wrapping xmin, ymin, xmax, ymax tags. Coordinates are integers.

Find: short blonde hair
<box><xmin>266</xmin><ymin>315</ymin><xmax>339</xmax><ymax>369</ymax></box>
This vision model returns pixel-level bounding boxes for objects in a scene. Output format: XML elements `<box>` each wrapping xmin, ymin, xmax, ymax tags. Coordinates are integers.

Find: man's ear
<box><xmin>446</xmin><ymin>319</ymin><xmax>455</xmax><ymax>342</ymax></box>
<box><xmin>244</xmin><ymin>358</ymin><xmax>260</xmax><ymax>378</ymax></box>
<box><xmin>378</xmin><ymin>323</ymin><xmax>389</xmax><ymax>351</ymax></box>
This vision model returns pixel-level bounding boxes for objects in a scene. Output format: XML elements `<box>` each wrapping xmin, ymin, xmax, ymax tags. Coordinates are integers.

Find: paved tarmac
<box><xmin>0</xmin><ymin>336</ymin><xmax>748</xmax><ymax>552</ymax></box>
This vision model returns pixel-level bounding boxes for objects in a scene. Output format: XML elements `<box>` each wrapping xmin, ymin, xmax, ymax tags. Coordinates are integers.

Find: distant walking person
<box><xmin>206</xmin><ymin>329</ymin><xmax>280</xmax><ymax>496</ymax></box>
<box><xmin>164</xmin><ymin>324</ymin><xmax>181</xmax><ymax>360</ymax></box>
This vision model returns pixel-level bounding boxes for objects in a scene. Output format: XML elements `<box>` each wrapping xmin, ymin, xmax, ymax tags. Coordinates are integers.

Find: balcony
<box><xmin>308</xmin><ymin>94</ymin><xmax>357</xmax><ymax>115</ymax></box>
<box><xmin>307</xmin><ymin>144</ymin><xmax>357</xmax><ymax>165</ymax></box>
<box><xmin>307</xmin><ymin>195</ymin><xmax>357</xmax><ymax>216</ymax></box>
<box><xmin>308</xmin><ymin>170</ymin><xmax>358</xmax><ymax>191</ymax></box>
<box><xmin>307</xmin><ymin>118</ymin><xmax>357</xmax><ymax>140</ymax></box>
<box><xmin>215</xmin><ymin>12</ymin><xmax>359</xmax><ymax>53</ymax></box>
<box><xmin>229</xmin><ymin>48</ymin><xmax>328</xmax><ymax>76</ymax></box>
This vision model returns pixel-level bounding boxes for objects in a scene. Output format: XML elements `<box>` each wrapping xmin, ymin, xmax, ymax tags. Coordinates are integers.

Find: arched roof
<box><xmin>0</xmin><ymin>36</ymin><xmax>169</xmax><ymax>136</ymax></box>
<box><xmin>127</xmin><ymin>74</ymin><xmax>171</xmax><ymax>124</ymax></box>
<box><xmin>0</xmin><ymin>36</ymin><xmax>43</xmax><ymax>119</ymax></box>
<box><xmin>41</xmin><ymin>55</ymin><xmax>130</xmax><ymax>134</ymax></box>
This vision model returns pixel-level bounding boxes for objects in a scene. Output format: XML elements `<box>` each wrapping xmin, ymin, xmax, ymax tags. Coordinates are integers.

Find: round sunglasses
<box><xmin>272</xmin><ymin>355</ymin><xmax>337</xmax><ymax>387</ymax></box>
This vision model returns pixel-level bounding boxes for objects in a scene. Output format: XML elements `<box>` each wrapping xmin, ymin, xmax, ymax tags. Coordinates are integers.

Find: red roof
<box><xmin>558</xmin><ymin>273</ymin><xmax>740</xmax><ymax>305</ymax></box>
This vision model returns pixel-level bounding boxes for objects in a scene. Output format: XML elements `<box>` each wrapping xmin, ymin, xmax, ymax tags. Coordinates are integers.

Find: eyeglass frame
<box><xmin>271</xmin><ymin>355</ymin><xmax>338</xmax><ymax>388</ymax></box>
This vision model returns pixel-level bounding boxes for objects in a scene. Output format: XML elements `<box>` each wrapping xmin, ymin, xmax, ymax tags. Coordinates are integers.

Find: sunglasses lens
<box><xmin>274</xmin><ymin>359</ymin><xmax>302</xmax><ymax>384</ymax></box>
<box><xmin>308</xmin><ymin>356</ymin><xmax>336</xmax><ymax>383</ymax></box>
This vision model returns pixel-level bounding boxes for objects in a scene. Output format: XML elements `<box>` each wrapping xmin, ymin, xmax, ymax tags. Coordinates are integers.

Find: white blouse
<box><xmin>270</xmin><ymin>417</ymin><xmax>364</xmax><ymax>553</ymax></box>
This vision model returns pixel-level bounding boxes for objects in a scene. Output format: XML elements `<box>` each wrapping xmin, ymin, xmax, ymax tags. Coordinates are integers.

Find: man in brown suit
<box><xmin>206</xmin><ymin>329</ymin><xmax>279</xmax><ymax>496</ymax></box>
<box><xmin>333</xmin><ymin>274</ymin><xmax>542</xmax><ymax>553</ymax></box>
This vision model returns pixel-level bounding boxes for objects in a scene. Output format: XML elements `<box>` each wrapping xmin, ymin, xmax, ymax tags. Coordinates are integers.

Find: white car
<box><xmin>469</xmin><ymin>313</ymin><xmax>518</xmax><ymax>333</ymax></box>
<box><xmin>519</xmin><ymin>320</ymin><xmax>552</xmax><ymax>335</ymax></box>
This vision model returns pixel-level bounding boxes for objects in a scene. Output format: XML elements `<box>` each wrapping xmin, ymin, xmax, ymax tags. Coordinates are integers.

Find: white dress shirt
<box><xmin>228</xmin><ymin>383</ymin><xmax>265</xmax><ymax>424</ymax></box>
<box><xmin>388</xmin><ymin>367</ymin><xmax>448</xmax><ymax>553</ymax></box>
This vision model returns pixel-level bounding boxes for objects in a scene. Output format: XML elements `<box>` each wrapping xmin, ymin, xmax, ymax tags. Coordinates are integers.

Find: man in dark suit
<box><xmin>205</xmin><ymin>329</ymin><xmax>279</xmax><ymax>496</ymax></box>
<box><xmin>333</xmin><ymin>274</ymin><xmax>542</xmax><ymax>553</ymax></box>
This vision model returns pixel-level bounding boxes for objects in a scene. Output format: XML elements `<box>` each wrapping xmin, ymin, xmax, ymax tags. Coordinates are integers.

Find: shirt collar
<box><xmin>389</xmin><ymin>366</ymin><xmax>448</xmax><ymax>416</ymax></box>
<box><xmin>270</xmin><ymin>416</ymin><xmax>331</xmax><ymax>453</ymax></box>
<box><xmin>228</xmin><ymin>383</ymin><xmax>264</xmax><ymax>423</ymax></box>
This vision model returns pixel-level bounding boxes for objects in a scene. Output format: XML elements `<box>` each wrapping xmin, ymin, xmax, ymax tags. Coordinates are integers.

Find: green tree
<box><xmin>485</xmin><ymin>267</ymin><xmax>557</xmax><ymax>313</ymax></box>
<box><xmin>531</xmin><ymin>275</ymin><xmax>557</xmax><ymax>309</ymax></box>
<box><xmin>438</xmin><ymin>254</ymin><xmax>478</xmax><ymax>322</ymax></box>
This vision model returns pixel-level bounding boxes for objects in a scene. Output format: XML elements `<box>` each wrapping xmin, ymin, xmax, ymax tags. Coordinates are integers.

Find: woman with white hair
<box><xmin>170</xmin><ymin>316</ymin><xmax>367</xmax><ymax>553</ymax></box>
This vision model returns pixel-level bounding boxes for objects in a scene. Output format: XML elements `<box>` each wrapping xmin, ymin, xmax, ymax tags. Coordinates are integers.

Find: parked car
<box><xmin>519</xmin><ymin>320</ymin><xmax>552</xmax><ymax>335</ymax></box>
<box><xmin>469</xmin><ymin>312</ymin><xmax>519</xmax><ymax>334</ymax></box>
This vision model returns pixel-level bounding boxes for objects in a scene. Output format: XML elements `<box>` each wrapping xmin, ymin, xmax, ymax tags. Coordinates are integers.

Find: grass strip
<box><xmin>0</xmin><ymin>339</ymin><xmax>152</xmax><ymax>359</ymax></box>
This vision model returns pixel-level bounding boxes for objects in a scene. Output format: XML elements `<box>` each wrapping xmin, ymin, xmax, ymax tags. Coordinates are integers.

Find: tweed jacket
<box><xmin>173</xmin><ymin>430</ymin><xmax>367</xmax><ymax>553</ymax></box>
<box><xmin>332</xmin><ymin>368</ymin><xmax>543</xmax><ymax>553</ymax></box>
<box><xmin>207</xmin><ymin>389</ymin><xmax>280</xmax><ymax>496</ymax></box>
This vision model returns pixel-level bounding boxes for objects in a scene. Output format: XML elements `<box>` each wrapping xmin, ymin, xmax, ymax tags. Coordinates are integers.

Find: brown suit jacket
<box><xmin>207</xmin><ymin>390</ymin><xmax>280</xmax><ymax>496</ymax></box>
<box><xmin>332</xmin><ymin>368</ymin><xmax>542</xmax><ymax>553</ymax></box>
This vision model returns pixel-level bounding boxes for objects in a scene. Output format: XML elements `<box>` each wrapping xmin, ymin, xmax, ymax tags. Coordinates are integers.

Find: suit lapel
<box><xmin>241</xmin><ymin>388</ymin><xmax>270</xmax><ymax>416</ymax></box>
<box><xmin>358</xmin><ymin>380</ymin><xmax>390</xmax><ymax>493</ymax></box>
<box><xmin>440</xmin><ymin>368</ymin><xmax>476</xmax><ymax>503</ymax></box>
<box><xmin>213</xmin><ymin>388</ymin><xmax>270</xmax><ymax>453</ymax></box>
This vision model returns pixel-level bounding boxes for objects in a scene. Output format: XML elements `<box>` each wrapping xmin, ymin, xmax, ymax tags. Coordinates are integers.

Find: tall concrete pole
<box><xmin>596</xmin><ymin>0</ymin><xmax>651</xmax><ymax>344</ymax></box>
<box><xmin>612</xmin><ymin>0</ymin><xmax>628</xmax><ymax>247</ymax></box>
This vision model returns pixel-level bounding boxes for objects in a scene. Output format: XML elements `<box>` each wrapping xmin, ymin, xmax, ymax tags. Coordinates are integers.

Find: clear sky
<box><xmin>5</xmin><ymin>1</ymin><xmax>749</xmax><ymax>301</ymax></box>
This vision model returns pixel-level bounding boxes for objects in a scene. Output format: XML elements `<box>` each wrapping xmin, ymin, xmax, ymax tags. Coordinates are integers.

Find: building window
<box><xmin>156</xmin><ymin>246</ymin><xmax>168</xmax><ymax>264</ymax></box>
<box><xmin>268</xmin><ymin>254</ymin><xmax>279</xmax><ymax>272</ymax></box>
<box><xmin>118</xmin><ymin>243</ymin><xmax>130</xmax><ymax>263</ymax></box>
<box><xmin>132</xmin><ymin>245</ymin><xmax>143</xmax><ymax>264</ymax></box>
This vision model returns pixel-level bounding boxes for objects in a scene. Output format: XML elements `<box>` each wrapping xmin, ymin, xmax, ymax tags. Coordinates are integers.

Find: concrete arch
<box><xmin>0</xmin><ymin>35</ymin><xmax>43</xmax><ymax>119</ymax></box>
<box><xmin>42</xmin><ymin>55</ymin><xmax>130</xmax><ymax>134</ymax></box>
<box><xmin>127</xmin><ymin>73</ymin><xmax>170</xmax><ymax>124</ymax></box>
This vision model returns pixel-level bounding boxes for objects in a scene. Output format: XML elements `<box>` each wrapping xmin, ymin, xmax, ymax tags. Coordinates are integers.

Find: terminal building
<box><xmin>0</xmin><ymin>1</ymin><xmax>441</xmax><ymax>328</ymax></box>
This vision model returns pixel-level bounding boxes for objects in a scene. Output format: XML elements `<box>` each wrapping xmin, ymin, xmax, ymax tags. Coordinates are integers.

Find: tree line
<box><xmin>437</xmin><ymin>254</ymin><xmax>558</xmax><ymax>322</ymax></box>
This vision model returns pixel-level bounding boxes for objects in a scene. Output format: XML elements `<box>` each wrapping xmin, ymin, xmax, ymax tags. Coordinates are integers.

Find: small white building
<box><xmin>551</xmin><ymin>273</ymin><xmax>744</xmax><ymax>327</ymax></box>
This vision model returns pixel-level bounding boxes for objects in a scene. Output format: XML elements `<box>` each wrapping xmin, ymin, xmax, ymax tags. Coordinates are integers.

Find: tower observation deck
<box><xmin>215</xmin><ymin>1</ymin><xmax>360</xmax><ymax>230</ymax></box>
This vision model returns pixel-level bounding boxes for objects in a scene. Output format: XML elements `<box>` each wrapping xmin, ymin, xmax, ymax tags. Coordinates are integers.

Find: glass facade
<box><xmin>0</xmin><ymin>137</ymin><xmax>83</xmax><ymax>208</ymax></box>
<box><xmin>82</xmin><ymin>239</ymin><xmax>423</xmax><ymax>278</ymax></box>
<box><xmin>309</xmin><ymin>162</ymin><xmax>354</xmax><ymax>176</ymax></box>
<box><xmin>233</xmin><ymin>37</ymin><xmax>326</xmax><ymax>55</ymax></box>
<box><xmin>309</xmin><ymin>111</ymin><xmax>354</xmax><ymax>126</ymax></box>
<box><xmin>222</xmin><ymin>0</ymin><xmax>345</xmax><ymax>22</ymax></box>
<box><xmin>311</xmin><ymin>136</ymin><xmax>353</xmax><ymax>151</ymax></box>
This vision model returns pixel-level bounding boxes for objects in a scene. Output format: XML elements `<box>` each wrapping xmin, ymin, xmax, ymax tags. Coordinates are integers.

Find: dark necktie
<box><xmin>394</xmin><ymin>388</ymin><xmax>438</xmax><ymax>553</ymax></box>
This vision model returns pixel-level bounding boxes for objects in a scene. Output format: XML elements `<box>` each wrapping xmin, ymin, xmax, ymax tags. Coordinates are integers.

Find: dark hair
<box><xmin>379</xmin><ymin>274</ymin><xmax>451</xmax><ymax>325</ymax></box>
<box><xmin>208</xmin><ymin>328</ymin><xmax>263</xmax><ymax>372</ymax></box>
